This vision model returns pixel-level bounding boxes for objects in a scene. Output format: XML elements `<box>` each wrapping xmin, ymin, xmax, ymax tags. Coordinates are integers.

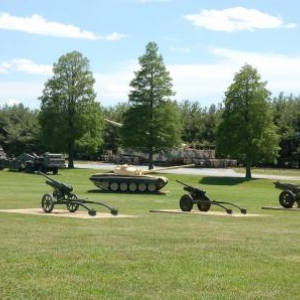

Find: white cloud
<box><xmin>1</xmin><ymin>49</ymin><xmax>300</xmax><ymax>109</ymax></box>
<box><xmin>184</xmin><ymin>7</ymin><xmax>297</xmax><ymax>32</ymax></box>
<box><xmin>0</xmin><ymin>98</ymin><xmax>20</xmax><ymax>107</ymax></box>
<box><xmin>0</xmin><ymin>81</ymin><xmax>44</xmax><ymax>108</ymax></box>
<box><xmin>94</xmin><ymin>49</ymin><xmax>300</xmax><ymax>107</ymax></box>
<box><xmin>94</xmin><ymin>60</ymin><xmax>138</xmax><ymax>106</ymax></box>
<box><xmin>103</xmin><ymin>32</ymin><xmax>127</xmax><ymax>41</ymax></box>
<box><xmin>0</xmin><ymin>58</ymin><xmax>52</xmax><ymax>75</ymax></box>
<box><xmin>0</xmin><ymin>12</ymin><xmax>125</xmax><ymax>40</ymax></box>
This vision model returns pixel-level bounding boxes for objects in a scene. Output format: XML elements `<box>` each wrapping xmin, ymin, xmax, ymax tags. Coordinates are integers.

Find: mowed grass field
<box><xmin>1</xmin><ymin>167</ymin><xmax>300</xmax><ymax>299</ymax></box>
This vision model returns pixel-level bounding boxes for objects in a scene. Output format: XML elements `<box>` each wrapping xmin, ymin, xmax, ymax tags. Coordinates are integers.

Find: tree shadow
<box><xmin>199</xmin><ymin>176</ymin><xmax>257</xmax><ymax>186</ymax></box>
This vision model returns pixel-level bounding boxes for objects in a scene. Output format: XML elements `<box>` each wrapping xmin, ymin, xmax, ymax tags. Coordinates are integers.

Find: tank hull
<box><xmin>89</xmin><ymin>173</ymin><xmax>168</xmax><ymax>193</ymax></box>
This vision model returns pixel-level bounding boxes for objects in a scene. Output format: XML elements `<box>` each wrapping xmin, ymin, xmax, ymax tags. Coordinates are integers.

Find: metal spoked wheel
<box><xmin>179</xmin><ymin>194</ymin><xmax>194</xmax><ymax>212</ymax></box>
<box><xmin>120</xmin><ymin>182</ymin><xmax>128</xmax><ymax>192</ymax></box>
<box><xmin>196</xmin><ymin>196</ymin><xmax>211</xmax><ymax>212</ymax></box>
<box><xmin>129</xmin><ymin>182</ymin><xmax>137</xmax><ymax>192</ymax></box>
<box><xmin>41</xmin><ymin>193</ymin><xmax>54</xmax><ymax>213</ymax></box>
<box><xmin>66</xmin><ymin>193</ymin><xmax>79</xmax><ymax>213</ymax></box>
<box><xmin>148</xmin><ymin>183</ymin><xmax>156</xmax><ymax>192</ymax></box>
<box><xmin>138</xmin><ymin>183</ymin><xmax>147</xmax><ymax>192</ymax></box>
<box><xmin>110</xmin><ymin>182</ymin><xmax>119</xmax><ymax>192</ymax></box>
<box><xmin>279</xmin><ymin>190</ymin><xmax>295</xmax><ymax>208</ymax></box>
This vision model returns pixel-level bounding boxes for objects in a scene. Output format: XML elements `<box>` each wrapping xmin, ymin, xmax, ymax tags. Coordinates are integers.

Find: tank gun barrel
<box><xmin>143</xmin><ymin>164</ymin><xmax>195</xmax><ymax>174</ymax></box>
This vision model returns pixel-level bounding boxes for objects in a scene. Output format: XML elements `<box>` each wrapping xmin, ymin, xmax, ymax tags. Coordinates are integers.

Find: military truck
<box><xmin>9</xmin><ymin>152</ymin><xmax>66</xmax><ymax>174</ymax></box>
<box><xmin>0</xmin><ymin>146</ymin><xmax>10</xmax><ymax>170</ymax></box>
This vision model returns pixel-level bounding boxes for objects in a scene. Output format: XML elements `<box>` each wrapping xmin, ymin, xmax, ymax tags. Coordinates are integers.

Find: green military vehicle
<box><xmin>0</xmin><ymin>146</ymin><xmax>10</xmax><ymax>170</ymax></box>
<box><xmin>9</xmin><ymin>152</ymin><xmax>66</xmax><ymax>174</ymax></box>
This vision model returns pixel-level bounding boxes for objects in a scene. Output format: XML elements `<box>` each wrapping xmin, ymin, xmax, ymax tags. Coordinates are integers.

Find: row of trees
<box><xmin>1</xmin><ymin>42</ymin><xmax>300</xmax><ymax>178</ymax></box>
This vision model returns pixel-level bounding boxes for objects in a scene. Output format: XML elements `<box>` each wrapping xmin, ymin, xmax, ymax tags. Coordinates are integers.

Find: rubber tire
<box><xmin>279</xmin><ymin>190</ymin><xmax>295</xmax><ymax>208</ymax></box>
<box><xmin>196</xmin><ymin>196</ymin><xmax>211</xmax><ymax>212</ymax></box>
<box><xmin>24</xmin><ymin>162</ymin><xmax>33</xmax><ymax>173</ymax></box>
<box><xmin>179</xmin><ymin>194</ymin><xmax>194</xmax><ymax>211</ymax></box>
<box><xmin>41</xmin><ymin>193</ymin><xmax>54</xmax><ymax>213</ymax></box>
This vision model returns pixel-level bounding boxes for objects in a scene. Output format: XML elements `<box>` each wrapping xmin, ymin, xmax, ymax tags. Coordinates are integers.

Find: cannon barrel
<box><xmin>143</xmin><ymin>164</ymin><xmax>195</xmax><ymax>175</ymax></box>
<box><xmin>176</xmin><ymin>179</ymin><xmax>190</xmax><ymax>187</ymax></box>
<box><xmin>38</xmin><ymin>171</ymin><xmax>73</xmax><ymax>193</ymax></box>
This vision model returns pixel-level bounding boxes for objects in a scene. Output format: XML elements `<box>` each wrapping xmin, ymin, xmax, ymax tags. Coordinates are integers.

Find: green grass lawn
<box><xmin>0</xmin><ymin>167</ymin><xmax>300</xmax><ymax>299</ymax></box>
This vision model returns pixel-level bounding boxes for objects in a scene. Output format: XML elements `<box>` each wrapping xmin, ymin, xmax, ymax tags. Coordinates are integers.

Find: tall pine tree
<box><xmin>121</xmin><ymin>42</ymin><xmax>181</xmax><ymax>169</ymax></box>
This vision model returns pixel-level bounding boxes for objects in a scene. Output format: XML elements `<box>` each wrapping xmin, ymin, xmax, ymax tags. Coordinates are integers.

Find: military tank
<box><xmin>89</xmin><ymin>164</ymin><xmax>194</xmax><ymax>193</ymax></box>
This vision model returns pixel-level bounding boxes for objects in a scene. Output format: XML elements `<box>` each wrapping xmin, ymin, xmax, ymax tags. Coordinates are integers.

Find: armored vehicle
<box><xmin>10</xmin><ymin>152</ymin><xmax>66</xmax><ymax>174</ymax></box>
<box><xmin>0</xmin><ymin>146</ymin><xmax>10</xmax><ymax>170</ymax></box>
<box><xmin>89</xmin><ymin>164</ymin><xmax>194</xmax><ymax>193</ymax></box>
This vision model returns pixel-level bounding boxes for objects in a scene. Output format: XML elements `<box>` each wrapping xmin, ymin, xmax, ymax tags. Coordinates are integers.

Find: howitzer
<box><xmin>176</xmin><ymin>180</ymin><xmax>247</xmax><ymax>214</ymax></box>
<box><xmin>38</xmin><ymin>171</ymin><xmax>118</xmax><ymax>216</ymax></box>
<box><xmin>273</xmin><ymin>181</ymin><xmax>300</xmax><ymax>208</ymax></box>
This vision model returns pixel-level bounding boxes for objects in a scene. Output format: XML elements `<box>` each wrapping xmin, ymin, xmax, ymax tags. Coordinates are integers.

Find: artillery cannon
<box><xmin>177</xmin><ymin>180</ymin><xmax>247</xmax><ymax>214</ymax></box>
<box><xmin>273</xmin><ymin>181</ymin><xmax>300</xmax><ymax>208</ymax></box>
<box><xmin>38</xmin><ymin>172</ymin><xmax>118</xmax><ymax>216</ymax></box>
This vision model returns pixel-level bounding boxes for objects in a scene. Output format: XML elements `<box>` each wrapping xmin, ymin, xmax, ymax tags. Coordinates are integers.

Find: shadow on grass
<box><xmin>199</xmin><ymin>176</ymin><xmax>257</xmax><ymax>186</ymax></box>
<box><xmin>87</xmin><ymin>189</ymin><xmax>167</xmax><ymax>195</ymax></box>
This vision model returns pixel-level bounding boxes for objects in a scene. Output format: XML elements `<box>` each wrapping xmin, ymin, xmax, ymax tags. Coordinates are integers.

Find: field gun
<box><xmin>38</xmin><ymin>172</ymin><xmax>118</xmax><ymax>216</ymax></box>
<box><xmin>176</xmin><ymin>180</ymin><xmax>247</xmax><ymax>214</ymax></box>
<box><xmin>273</xmin><ymin>181</ymin><xmax>300</xmax><ymax>208</ymax></box>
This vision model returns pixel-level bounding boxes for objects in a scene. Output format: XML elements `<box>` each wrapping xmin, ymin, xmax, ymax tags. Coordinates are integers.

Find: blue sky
<box><xmin>0</xmin><ymin>0</ymin><xmax>299</xmax><ymax>110</ymax></box>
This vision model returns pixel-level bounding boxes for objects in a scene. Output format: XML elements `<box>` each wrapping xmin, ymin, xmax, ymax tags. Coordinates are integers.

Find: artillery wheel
<box><xmin>120</xmin><ymin>182</ymin><xmax>128</xmax><ymax>192</ymax></box>
<box><xmin>110</xmin><ymin>182</ymin><xmax>119</xmax><ymax>192</ymax></box>
<box><xmin>66</xmin><ymin>193</ymin><xmax>79</xmax><ymax>213</ymax></box>
<box><xmin>138</xmin><ymin>183</ymin><xmax>147</xmax><ymax>192</ymax></box>
<box><xmin>24</xmin><ymin>162</ymin><xmax>34</xmax><ymax>173</ymax></box>
<box><xmin>196</xmin><ymin>196</ymin><xmax>211</xmax><ymax>212</ymax></box>
<box><xmin>180</xmin><ymin>194</ymin><xmax>194</xmax><ymax>212</ymax></box>
<box><xmin>148</xmin><ymin>183</ymin><xmax>156</xmax><ymax>192</ymax></box>
<box><xmin>41</xmin><ymin>193</ymin><xmax>54</xmax><ymax>213</ymax></box>
<box><xmin>279</xmin><ymin>190</ymin><xmax>295</xmax><ymax>208</ymax></box>
<box><xmin>129</xmin><ymin>182</ymin><xmax>137</xmax><ymax>192</ymax></box>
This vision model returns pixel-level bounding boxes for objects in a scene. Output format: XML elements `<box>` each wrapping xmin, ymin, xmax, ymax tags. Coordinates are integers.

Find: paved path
<box><xmin>75</xmin><ymin>162</ymin><xmax>300</xmax><ymax>181</ymax></box>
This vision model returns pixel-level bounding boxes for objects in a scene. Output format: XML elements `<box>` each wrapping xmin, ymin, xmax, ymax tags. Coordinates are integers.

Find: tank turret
<box><xmin>89</xmin><ymin>164</ymin><xmax>194</xmax><ymax>193</ymax></box>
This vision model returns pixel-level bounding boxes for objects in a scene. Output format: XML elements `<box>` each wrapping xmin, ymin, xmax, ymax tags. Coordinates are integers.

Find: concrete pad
<box><xmin>262</xmin><ymin>206</ymin><xmax>300</xmax><ymax>212</ymax></box>
<box><xmin>0</xmin><ymin>208</ymin><xmax>135</xmax><ymax>219</ymax></box>
<box><xmin>149</xmin><ymin>209</ymin><xmax>264</xmax><ymax>217</ymax></box>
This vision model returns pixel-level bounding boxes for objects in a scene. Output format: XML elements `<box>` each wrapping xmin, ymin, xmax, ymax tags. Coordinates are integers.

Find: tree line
<box><xmin>0</xmin><ymin>42</ymin><xmax>300</xmax><ymax>178</ymax></box>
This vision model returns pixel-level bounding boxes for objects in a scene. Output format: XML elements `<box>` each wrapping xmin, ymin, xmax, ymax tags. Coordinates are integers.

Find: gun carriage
<box><xmin>177</xmin><ymin>180</ymin><xmax>247</xmax><ymax>214</ymax></box>
<box><xmin>273</xmin><ymin>181</ymin><xmax>300</xmax><ymax>208</ymax></box>
<box><xmin>38</xmin><ymin>172</ymin><xmax>118</xmax><ymax>216</ymax></box>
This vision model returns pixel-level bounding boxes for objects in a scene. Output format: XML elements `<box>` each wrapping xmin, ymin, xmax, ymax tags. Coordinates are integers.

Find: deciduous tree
<box><xmin>216</xmin><ymin>64</ymin><xmax>280</xmax><ymax>178</ymax></box>
<box><xmin>38</xmin><ymin>51</ymin><xmax>103</xmax><ymax>168</ymax></box>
